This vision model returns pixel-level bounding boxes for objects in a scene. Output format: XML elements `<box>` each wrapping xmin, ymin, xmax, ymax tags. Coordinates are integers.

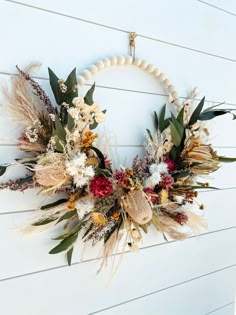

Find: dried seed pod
<box><xmin>122</xmin><ymin>190</ymin><xmax>153</xmax><ymax>225</ymax></box>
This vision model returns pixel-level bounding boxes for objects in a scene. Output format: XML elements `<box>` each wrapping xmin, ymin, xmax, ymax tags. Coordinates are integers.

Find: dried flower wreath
<box><xmin>1</xmin><ymin>60</ymin><xmax>236</xmax><ymax>267</ymax></box>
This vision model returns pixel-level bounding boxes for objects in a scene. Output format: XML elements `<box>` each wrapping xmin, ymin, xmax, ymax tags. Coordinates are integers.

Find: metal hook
<box><xmin>129</xmin><ymin>32</ymin><xmax>137</xmax><ymax>59</ymax></box>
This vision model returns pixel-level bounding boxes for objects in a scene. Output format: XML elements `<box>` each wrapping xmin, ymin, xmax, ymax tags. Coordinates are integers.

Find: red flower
<box><xmin>160</xmin><ymin>174</ymin><xmax>174</xmax><ymax>189</ymax></box>
<box><xmin>144</xmin><ymin>188</ymin><xmax>158</xmax><ymax>204</ymax></box>
<box><xmin>163</xmin><ymin>157</ymin><xmax>175</xmax><ymax>172</ymax></box>
<box><xmin>89</xmin><ymin>176</ymin><xmax>113</xmax><ymax>198</ymax></box>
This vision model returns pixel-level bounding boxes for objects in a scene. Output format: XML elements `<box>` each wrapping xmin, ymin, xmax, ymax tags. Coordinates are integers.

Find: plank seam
<box><xmin>197</xmin><ymin>0</ymin><xmax>236</xmax><ymax>17</ymax></box>
<box><xmin>1</xmin><ymin>71</ymin><xmax>236</xmax><ymax>107</ymax></box>
<box><xmin>87</xmin><ymin>264</ymin><xmax>236</xmax><ymax>314</ymax></box>
<box><xmin>0</xmin><ymin>226</ymin><xmax>235</xmax><ymax>282</ymax></box>
<box><xmin>204</xmin><ymin>301</ymin><xmax>235</xmax><ymax>315</ymax></box>
<box><xmin>2</xmin><ymin>0</ymin><xmax>236</xmax><ymax>64</ymax></box>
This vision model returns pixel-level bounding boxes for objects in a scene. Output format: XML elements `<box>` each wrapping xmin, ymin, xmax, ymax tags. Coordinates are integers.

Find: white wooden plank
<box><xmin>206</xmin><ymin>303</ymin><xmax>235</xmax><ymax>315</ymax></box>
<box><xmin>0</xmin><ymin>231</ymin><xmax>235</xmax><ymax>315</ymax></box>
<box><xmin>90</xmin><ymin>267</ymin><xmax>236</xmax><ymax>315</ymax></box>
<box><xmin>202</xmin><ymin>0</ymin><xmax>236</xmax><ymax>14</ymax></box>
<box><xmin>0</xmin><ymin>2</ymin><xmax>236</xmax><ymax>104</ymax></box>
<box><xmin>7</xmin><ymin>0</ymin><xmax>236</xmax><ymax>60</ymax></box>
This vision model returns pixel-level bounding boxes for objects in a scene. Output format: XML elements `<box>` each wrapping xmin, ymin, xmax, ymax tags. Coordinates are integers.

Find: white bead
<box><xmin>159</xmin><ymin>73</ymin><xmax>166</xmax><ymax>81</ymax></box>
<box><xmin>125</xmin><ymin>56</ymin><xmax>133</xmax><ymax>65</ymax></box>
<box><xmin>146</xmin><ymin>64</ymin><xmax>155</xmax><ymax>73</ymax></box>
<box><xmin>153</xmin><ymin>68</ymin><xmax>161</xmax><ymax>76</ymax></box>
<box><xmin>103</xmin><ymin>57</ymin><xmax>111</xmax><ymax>67</ymax></box>
<box><xmin>117</xmin><ymin>56</ymin><xmax>125</xmax><ymax>65</ymax></box>
<box><xmin>163</xmin><ymin>79</ymin><xmax>171</xmax><ymax>87</ymax></box>
<box><xmin>167</xmin><ymin>85</ymin><xmax>176</xmax><ymax>93</ymax></box>
<box><xmin>96</xmin><ymin>60</ymin><xmax>105</xmax><ymax>70</ymax></box>
<box><xmin>81</xmin><ymin>70</ymin><xmax>91</xmax><ymax>80</ymax></box>
<box><xmin>78</xmin><ymin>75</ymin><xmax>85</xmax><ymax>85</ymax></box>
<box><xmin>172</xmin><ymin>91</ymin><xmax>179</xmax><ymax>99</ymax></box>
<box><xmin>110</xmin><ymin>56</ymin><xmax>118</xmax><ymax>65</ymax></box>
<box><xmin>140</xmin><ymin>60</ymin><xmax>149</xmax><ymax>69</ymax></box>
<box><xmin>89</xmin><ymin>65</ymin><xmax>98</xmax><ymax>74</ymax></box>
<box><xmin>134</xmin><ymin>58</ymin><xmax>142</xmax><ymax>66</ymax></box>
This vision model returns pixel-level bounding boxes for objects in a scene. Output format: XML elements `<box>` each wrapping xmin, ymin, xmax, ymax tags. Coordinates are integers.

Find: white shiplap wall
<box><xmin>0</xmin><ymin>1</ymin><xmax>236</xmax><ymax>314</ymax></box>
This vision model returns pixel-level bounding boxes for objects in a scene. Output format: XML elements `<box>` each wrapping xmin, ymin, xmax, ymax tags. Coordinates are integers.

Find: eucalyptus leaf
<box><xmin>57</xmin><ymin>210</ymin><xmax>77</xmax><ymax>224</ymax></box>
<box><xmin>218</xmin><ymin>156</ymin><xmax>236</xmax><ymax>163</ymax></box>
<box><xmin>41</xmin><ymin>198</ymin><xmax>68</xmax><ymax>210</ymax></box>
<box><xmin>67</xmin><ymin>247</ymin><xmax>74</xmax><ymax>266</ymax></box>
<box><xmin>49</xmin><ymin>234</ymin><xmax>78</xmax><ymax>254</ymax></box>
<box><xmin>146</xmin><ymin>129</ymin><xmax>153</xmax><ymax>141</ymax></box>
<box><xmin>188</xmin><ymin>97</ymin><xmax>205</xmax><ymax>126</ymax></box>
<box><xmin>177</xmin><ymin>106</ymin><xmax>185</xmax><ymax>126</ymax></box>
<box><xmin>159</xmin><ymin>105</ymin><xmax>170</xmax><ymax>132</ymax></box>
<box><xmin>48</xmin><ymin>68</ymin><xmax>60</xmax><ymax>104</ymax></box>
<box><xmin>199</xmin><ymin>110</ymin><xmax>228</xmax><ymax>121</ymax></box>
<box><xmin>154</xmin><ymin>111</ymin><xmax>158</xmax><ymax>130</ymax></box>
<box><xmin>32</xmin><ymin>217</ymin><xmax>58</xmax><ymax>226</ymax></box>
<box><xmin>67</xmin><ymin>113</ymin><xmax>75</xmax><ymax>132</ymax></box>
<box><xmin>65</xmin><ymin>68</ymin><xmax>78</xmax><ymax>98</ymax></box>
<box><xmin>170</xmin><ymin>121</ymin><xmax>181</xmax><ymax>146</ymax></box>
<box><xmin>171</xmin><ymin>114</ymin><xmax>184</xmax><ymax>139</ymax></box>
<box><xmin>54</xmin><ymin>114</ymin><xmax>66</xmax><ymax>142</ymax></box>
<box><xmin>84</xmin><ymin>83</ymin><xmax>95</xmax><ymax>105</ymax></box>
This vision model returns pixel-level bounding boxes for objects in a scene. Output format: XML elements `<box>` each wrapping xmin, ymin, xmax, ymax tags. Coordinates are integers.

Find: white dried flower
<box><xmin>58</xmin><ymin>80</ymin><xmax>67</xmax><ymax>93</ymax></box>
<box><xmin>149</xmin><ymin>162</ymin><xmax>168</xmax><ymax>174</ymax></box>
<box><xmin>75</xmin><ymin>198</ymin><xmax>94</xmax><ymax>219</ymax></box>
<box><xmin>65</xmin><ymin>152</ymin><xmax>95</xmax><ymax>188</ymax></box>
<box><xmin>49</xmin><ymin>114</ymin><xmax>55</xmax><ymax>121</ymax></box>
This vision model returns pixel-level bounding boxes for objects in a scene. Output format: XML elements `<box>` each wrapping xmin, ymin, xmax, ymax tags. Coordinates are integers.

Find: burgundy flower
<box><xmin>89</xmin><ymin>176</ymin><xmax>113</xmax><ymax>198</ymax></box>
<box><xmin>113</xmin><ymin>170</ymin><xmax>127</xmax><ymax>185</ymax></box>
<box><xmin>144</xmin><ymin>188</ymin><xmax>158</xmax><ymax>204</ymax></box>
<box><xmin>174</xmin><ymin>212</ymin><xmax>188</xmax><ymax>225</ymax></box>
<box><xmin>163</xmin><ymin>157</ymin><xmax>175</xmax><ymax>172</ymax></box>
<box><xmin>160</xmin><ymin>173</ymin><xmax>174</xmax><ymax>189</ymax></box>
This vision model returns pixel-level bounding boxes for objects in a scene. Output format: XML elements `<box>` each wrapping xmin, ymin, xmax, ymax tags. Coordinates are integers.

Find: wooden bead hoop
<box><xmin>78</xmin><ymin>55</ymin><xmax>182</xmax><ymax>108</ymax></box>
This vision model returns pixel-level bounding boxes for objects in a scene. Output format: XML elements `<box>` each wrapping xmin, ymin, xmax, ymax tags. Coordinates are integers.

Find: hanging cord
<box><xmin>129</xmin><ymin>32</ymin><xmax>137</xmax><ymax>60</ymax></box>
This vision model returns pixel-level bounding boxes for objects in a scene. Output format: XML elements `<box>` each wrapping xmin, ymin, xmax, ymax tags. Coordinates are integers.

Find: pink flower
<box><xmin>113</xmin><ymin>170</ymin><xmax>127</xmax><ymax>185</ymax></box>
<box><xmin>160</xmin><ymin>174</ymin><xmax>174</xmax><ymax>189</ymax></box>
<box><xmin>144</xmin><ymin>188</ymin><xmax>158</xmax><ymax>204</ymax></box>
<box><xmin>89</xmin><ymin>176</ymin><xmax>113</xmax><ymax>198</ymax></box>
<box><xmin>163</xmin><ymin>157</ymin><xmax>175</xmax><ymax>172</ymax></box>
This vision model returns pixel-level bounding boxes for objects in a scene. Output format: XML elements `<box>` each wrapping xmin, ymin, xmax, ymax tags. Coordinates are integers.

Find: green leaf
<box><xmin>199</xmin><ymin>110</ymin><xmax>228</xmax><ymax>121</ymax></box>
<box><xmin>191</xmin><ymin>185</ymin><xmax>219</xmax><ymax>190</ymax></box>
<box><xmin>53</xmin><ymin>221</ymin><xmax>86</xmax><ymax>240</ymax></box>
<box><xmin>159</xmin><ymin>105</ymin><xmax>170</xmax><ymax>132</ymax></box>
<box><xmin>84</xmin><ymin>83</ymin><xmax>95</xmax><ymax>105</ymax></box>
<box><xmin>40</xmin><ymin>198</ymin><xmax>68</xmax><ymax>210</ymax></box>
<box><xmin>89</xmin><ymin>121</ymin><xmax>98</xmax><ymax>130</ymax></box>
<box><xmin>67</xmin><ymin>113</ymin><xmax>75</xmax><ymax>132</ymax></box>
<box><xmin>171</xmin><ymin>114</ymin><xmax>184</xmax><ymax>139</ymax></box>
<box><xmin>146</xmin><ymin>129</ymin><xmax>153</xmax><ymax>141</ymax></box>
<box><xmin>65</xmin><ymin>68</ymin><xmax>78</xmax><ymax>98</ymax></box>
<box><xmin>49</xmin><ymin>234</ymin><xmax>78</xmax><ymax>254</ymax></box>
<box><xmin>67</xmin><ymin>247</ymin><xmax>74</xmax><ymax>266</ymax></box>
<box><xmin>154</xmin><ymin>111</ymin><xmax>158</xmax><ymax>130</ymax></box>
<box><xmin>218</xmin><ymin>156</ymin><xmax>236</xmax><ymax>163</ymax></box>
<box><xmin>170</xmin><ymin>121</ymin><xmax>182</xmax><ymax>146</ymax></box>
<box><xmin>57</xmin><ymin>210</ymin><xmax>77</xmax><ymax>224</ymax></box>
<box><xmin>177</xmin><ymin>106</ymin><xmax>185</xmax><ymax>126</ymax></box>
<box><xmin>48</xmin><ymin>68</ymin><xmax>60</xmax><ymax>104</ymax></box>
<box><xmin>0</xmin><ymin>165</ymin><xmax>9</xmax><ymax>176</ymax></box>
<box><xmin>32</xmin><ymin>217</ymin><xmax>58</xmax><ymax>226</ymax></box>
<box><xmin>188</xmin><ymin>97</ymin><xmax>205</xmax><ymax>126</ymax></box>
<box><xmin>54</xmin><ymin>114</ymin><xmax>66</xmax><ymax>142</ymax></box>
<box><xmin>172</xmin><ymin>171</ymin><xmax>192</xmax><ymax>179</ymax></box>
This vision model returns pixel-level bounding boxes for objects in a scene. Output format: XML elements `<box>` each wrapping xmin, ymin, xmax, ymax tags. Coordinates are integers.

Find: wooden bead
<box><xmin>153</xmin><ymin>68</ymin><xmax>161</xmax><ymax>76</ymax></box>
<box><xmin>167</xmin><ymin>85</ymin><xmax>176</xmax><ymax>93</ymax></box>
<box><xmin>110</xmin><ymin>56</ymin><xmax>118</xmax><ymax>65</ymax></box>
<box><xmin>146</xmin><ymin>64</ymin><xmax>155</xmax><ymax>73</ymax></box>
<box><xmin>174</xmin><ymin>99</ymin><xmax>182</xmax><ymax>107</ymax></box>
<box><xmin>134</xmin><ymin>58</ymin><xmax>142</xmax><ymax>66</ymax></box>
<box><xmin>78</xmin><ymin>75</ymin><xmax>85</xmax><ymax>85</ymax></box>
<box><xmin>140</xmin><ymin>60</ymin><xmax>149</xmax><ymax>70</ymax></box>
<box><xmin>88</xmin><ymin>65</ymin><xmax>98</xmax><ymax>74</ymax></box>
<box><xmin>172</xmin><ymin>91</ymin><xmax>179</xmax><ymax>99</ymax></box>
<box><xmin>103</xmin><ymin>57</ymin><xmax>111</xmax><ymax>67</ymax></box>
<box><xmin>159</xmin><ymin>73</ymin><xmax>166</xmax><ymax>81</ymax></box>
<box><xmin>95</xmin><ymin>60</ymin><xmax>105</xmax><ymax>70</ymax></box>
<box><xmin>117</xmin><ymin>56</ymin><xmax>126</xmax><ymax>65</ymax></box>
<box><xmin>163</xmin><ymin>79</ymin><xmax>171</xmax><ymax>87</ymax></box>
<box><xmin>125</xmin><ymin>56</ymin><xmax>133</xmax><ymax>65</ymax></box>
<box><xmin>81</xmin><ymin>70</ymin><xmax>91</xmax><ymax>80</ymax></box>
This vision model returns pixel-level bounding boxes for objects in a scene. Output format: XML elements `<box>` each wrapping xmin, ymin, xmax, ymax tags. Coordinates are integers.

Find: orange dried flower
<box><xmin>82</xmin><ymin>131</ymin><xmax>98</xmax><ymax>147</ymax></box>
<box><xmin>112</xmin><ymin>212</ymin><xmax>120</xmax><ymax>221</ymax></box>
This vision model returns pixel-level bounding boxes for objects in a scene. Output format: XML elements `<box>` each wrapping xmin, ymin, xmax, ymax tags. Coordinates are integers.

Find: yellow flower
<box><xmin>91</xmin><ymin>212</ymin><xmax>107</xmax><ymax>226</ymax></box>
<box><xmin>159</xmin><ymin>189</ymin><xmax>168</xmax><ymax>204</ymax></box>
